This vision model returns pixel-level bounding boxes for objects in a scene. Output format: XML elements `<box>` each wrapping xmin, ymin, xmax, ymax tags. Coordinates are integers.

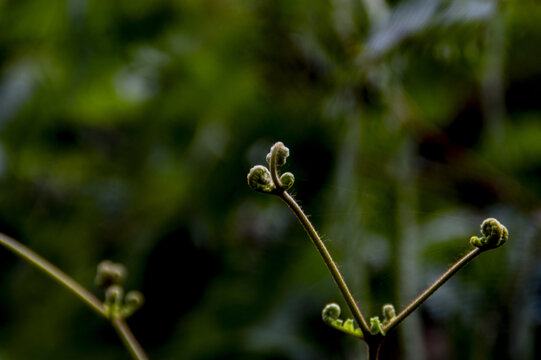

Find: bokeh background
<box><xmin>0</xmin><ymin>0</ymin><xmax>540</xmax><ymax>359</ymax></box>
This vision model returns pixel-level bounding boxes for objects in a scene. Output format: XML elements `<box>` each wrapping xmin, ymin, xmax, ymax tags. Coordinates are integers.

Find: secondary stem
<box><xmin>279</xmin><ymin>191</ymin><xmax>371</xmax><ymax>337</ymax></box>
<box><xmin>0</xmin><ymin>232</ymin><xmax>149</xmax><ymax>360</ymax></box>
<box><xmin>0</xmin><ymin>232</ymin><xmax>105</xmax><ymax>316</ymax></box>
<box><xmin>384</xmin><ymin>247</ymin><xmax>482</xmax><ymax>333</ymax></box>
<box><xmin>112</xmin><ymin>318</ymin><xmax>149</xmax><ymax>360</ymax></box>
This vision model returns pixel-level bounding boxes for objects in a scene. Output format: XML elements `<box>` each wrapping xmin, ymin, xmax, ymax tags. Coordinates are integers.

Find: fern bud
<box><xmin>370</xmin><ymin>316</ymin><xmax>385</xmax><ymax>335</ymax></box>
<box><xmin>470</xmin><ymin>218</ymin><xmax>508</xmax><ymax>250</ymax></box>
<box><xmin>266</xmin><ymin>142</ymin><xmax>290</xmax><ymax>167</ymax></box>
<box><xmin>322</xmin><ymin>303</ymin><xmax>341</xmax><ymax>323</ymax></box>
<box><xmin>105</xmin><ymin>284</ymin><xmax>123</xmax><ymax>305</ymax></box>
<box><xmin>96</xmin><ymin>260</ymin><xmax>127</xmax><ymax>288</ymax></box>
<box><xmin>247</xmin><ymin>165</ymin><xmax>275</xmax><ymax>193</ymax></box>
<box><xmin>382</xmin><ymin>304</ymin><xmax>396</xmax><ymax>325</ymax></box>
<box><xmin>104</xmin><ymin>284</ymin><xmax>124</xmax><ymax>319</ymax></box>
<box><xmin>321</xmin><ymin>303</ymin><xmax>363</xmax><ymax>338</ymax></box>
<box><xmin>121</xmin><ymin>291</ymin><xmax>145</xmax><ymax>318</ymax></box>
<box><xmin>280</xmin><ymin>172</ymin><xmax>295</xmax><ymax>190</ymax></box>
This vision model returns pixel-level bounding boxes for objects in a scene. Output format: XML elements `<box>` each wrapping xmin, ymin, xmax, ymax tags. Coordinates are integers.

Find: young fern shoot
<box><xmin>248</xmin><ymin>141</ymin><xmax>508</xmax><ymax>360</ymax></box>
<box><xmin>0</xmin><ymin>233</ymin><xmax>148</xmax><ymax>360</ymax></box>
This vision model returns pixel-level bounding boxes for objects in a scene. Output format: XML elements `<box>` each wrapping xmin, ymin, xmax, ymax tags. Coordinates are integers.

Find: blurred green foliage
<box><xmin>0</xmin><ymin>0</ymin><xmax>540</xmax><ymax>359</ymax></box>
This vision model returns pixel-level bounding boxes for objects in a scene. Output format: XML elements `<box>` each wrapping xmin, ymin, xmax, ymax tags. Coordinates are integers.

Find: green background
<box><xmin>0</xmin><ymin>0</ymin><xmax>540</xmax><ymax>359</ymax></box>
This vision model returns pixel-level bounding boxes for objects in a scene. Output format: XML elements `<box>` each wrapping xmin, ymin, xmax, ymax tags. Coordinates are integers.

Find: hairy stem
<box><xmin>278</xmin><ymin>191</ymin><xmax>371</xmax><ymax>337</ymax></box>
<box><xmin>112</xmin><ymin>318</ymin><xmax>149</xmax><ymax>360</ymax></box>
<box><xmin>384</xmin><ymin>247</ymin><xmax>482</xmax><ymax>333</ymax></box>
<box><xmin>269</xmin><ymin>143</ymin><xmax>283</xmax><ymax>190</ymax></box>
<box><xmin>0</xmin><ymin>232</ymin><xmax>148</xmax><ymax>360</ymax></box>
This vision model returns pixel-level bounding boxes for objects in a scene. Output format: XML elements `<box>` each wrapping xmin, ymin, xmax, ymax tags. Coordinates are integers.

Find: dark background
<box><xmin>0</xmin><ymin>0</ymin><xmax>540</xmax><ymax>359</ymax></box>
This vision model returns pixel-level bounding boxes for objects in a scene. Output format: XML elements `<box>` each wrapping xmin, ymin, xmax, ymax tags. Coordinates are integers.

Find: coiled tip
<box><xmin>280</xmin><ymin>172</ymin><xmax>295</xmax><ymax>191</ymax></box>
<box><xmin>121</xmin><ymin>291</ymin><xmax>145</xmax><ymax>318</ymax></box>
<box><xmin>266</xmin><ymin>142</ymin><xmax>290</xmax><ymax>167</ymax></box>
<box><xmin>96</xmin><ymin>260</ymin><xmax>127</xmax><ymax>288</ymax></box>
<box><xmin>322</xmin><ymin>303</ymin><xmax>341</xmax><ymax>323</ymax></box>
<box><xmin>247</xmin><ymin>165</ymin><xmax>275</xmax><ymax>193</ymax></box>
<box><xmin>470</xmin><ymin>218</ymin><xmax>508</xmax><ymax>250</ymax></box>
<box><xmin>382</xmin><ymin>304</ymin><xmax>396</xmax><ymax>325</ymax></box>
<box><xmin>105</xmin><ymin>284</ymin><xmax>124</xmax><ymax>304</ymax></box>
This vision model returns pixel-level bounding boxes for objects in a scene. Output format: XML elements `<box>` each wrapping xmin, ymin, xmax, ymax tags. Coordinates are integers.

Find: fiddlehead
<box><xmin>247</xmin><ymin>142</ymin><xmax>294</xmax><ymax>194</ymax></box>
<box><xmin>279</xmin><ymin>172</ymin><xmax>295</xmax><ymax>191</ymax></box>
<box><xmin>470</xmin><ymin>218</ymin><xmax>508</xmax><ymax>250</ymax></box>
<box><xmin>247</xmin><ymin>165</ymin><xmax>275</xmax><ymax>193</ymax></box>
<box><xmin>96</xmin><ymin>260</ymin><xmax>127</xmax><ymax>288</ymax></box>
<box><xmin>322</xmin><ymin>303</ymin><xmax>364</xmax><ymax>338</ymax></box>
<box><xmin>382</xmin><ymin>304</ymin><xmax>396</xmax><ymax>326</ymax></box>
<box><xmin>96</xmin><ymin>260</ymin><xmax>144</xmax><ymax>320</ymax></box>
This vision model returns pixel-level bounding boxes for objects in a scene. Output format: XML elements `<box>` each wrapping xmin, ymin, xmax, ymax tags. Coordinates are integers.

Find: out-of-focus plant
<box><xmin>0</xmin><ymin>234</ymin><xmax>147</xmax><ymax>360</ymax></box>
<box><xmin>248</xmin><ymin>141</ymin><xmax>508</xmax><ymax>359</ymax></box>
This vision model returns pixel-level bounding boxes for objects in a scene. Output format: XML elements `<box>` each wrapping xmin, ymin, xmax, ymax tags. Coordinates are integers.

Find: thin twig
<box><xmin>279</xmin><ymin>191</ymin><xmax>371</xmax><ymax>337</ymax></box>
<box><xmin>112</xmin><ymin>318</ymin><xmax>149</xmax><ymax>360</ymax></box>
<box><xmin>384</xmin><ymin>247</ymin><xmax>482</xmax><ymax>333</ymax></box>
<box><xmin>0</xmin><ymin>232</ymin><xmax>105</xmax><ymax>316</ymax></box>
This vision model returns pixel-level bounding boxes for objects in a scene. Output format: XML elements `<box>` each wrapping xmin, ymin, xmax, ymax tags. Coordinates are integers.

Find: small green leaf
<box><xmin>370</xmin><ymin>316</ymin><xmax>385</xmax><ymax>335</ymax></box>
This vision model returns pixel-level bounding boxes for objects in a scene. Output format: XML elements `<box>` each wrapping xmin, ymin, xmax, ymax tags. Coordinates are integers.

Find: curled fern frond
<box><xmin>97</xmin><ymin>260</ymin><xmax>145</xmax><ymax>320</ymax></box>
<box><xmin>280</xmin><ymin>172</ymin><xmax>295</xmax><ymax>190</ymax></box>
<box><xmin>322</xmin><ymin>303</ymin><xmax>341</xmax><ymax>322</ymax></box>
<box><xmin>470</xmin><ymin>218</ymin><xmax>508</xmax><ymax>250</ymax></box>
<box><xmin>247</xmin><ymin>165</ymin><xmax>275</xmax><ymax>193</ymax></box>
<box><xmin>104</xmin><ymin>284</ymin><xmax>124</xmax><ymax>319</ymax></box>
<box><xmin>382</xmin><ymin>304</ymin><xmax>396</xmax><ymax>326</ymax></box>
<box><xmin>266</xmin><ymin>142</ymin><xmax>289</xmax><ymax>167</ymax></box>
<box><xmin>322</xmin><ymin>303</ymin><xmax>364</xmax><ymax>338</ymax></box>
<box><xmin>248</xmin><ymin>142</ymin><xmax>296</xmax><ymax>193</ymax></box>
<box><xmin>120</xmin><ymin>291</ymin><xmax>145</xmax><ymax>318</ymax></box>
<box><xmin>96</xmin><ymin>260</ymin><xmax>127</xmax><ymax>288</ymax></box>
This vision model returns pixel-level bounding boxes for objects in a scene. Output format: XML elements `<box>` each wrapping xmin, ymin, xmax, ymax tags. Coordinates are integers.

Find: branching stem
<box><xmin>0</xmin><ymin>232</ymin><xmax>148</xmax><ymax>360</ymax></box>
<box><xmin>249</xmin><ymin>142</ymin><xmax>508</xmax><ymax>360</ymax></box>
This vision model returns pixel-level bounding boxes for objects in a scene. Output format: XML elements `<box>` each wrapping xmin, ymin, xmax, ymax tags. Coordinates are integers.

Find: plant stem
<box><xmin>367</xmin><ymin>341</ymin><xmax>382</xmax><ymax>360</ymax></box>
<box><xmin>0</xmin><ymin>232</ymin><xmax>149</xmax><ymax>360</ymax></box>
<box><xmin>0</xmin><ymin>232</ymin><xmax>105</xmax><ymax>316</ymax></box>
<box><xmin>112</xmin><ymin>318</ymin><xmax>149</xmax><ymax>360</ymax></box>
<box><xmin>267</xmin><ymin>142</ymin><xmax>369</xmax><ymax>337</ymax></box>
<box><xmin>384</xmin><ymin>247</ymin><xmax>482</xmax><ymax>333</ymax></box>
<box><xmin>268</xmin><ymin>143</ymin><xmax>283</xmax><ymax>190</ymax></box>
<box><xmin>279</xmin><ymin>191</ymin><xmax>371</xmax><ymax>337</ymax></box>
